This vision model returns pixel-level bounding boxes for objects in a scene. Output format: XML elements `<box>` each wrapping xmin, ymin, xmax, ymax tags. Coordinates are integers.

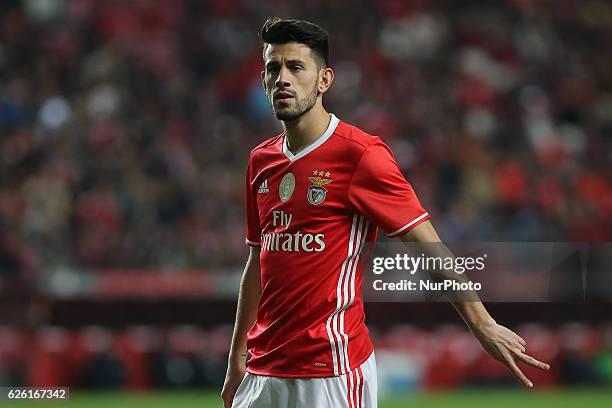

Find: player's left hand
<box><xmin>474</xmin><ymin>321</ymin><xmax>550</xmax><ymax>388</ymax></box>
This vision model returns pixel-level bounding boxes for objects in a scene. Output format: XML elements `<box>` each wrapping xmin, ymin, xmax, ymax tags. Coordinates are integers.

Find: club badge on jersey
<box><xmin>308</xmin><ymin>170</ymin><xmax>332</xmax><ymax>205</ymax></box>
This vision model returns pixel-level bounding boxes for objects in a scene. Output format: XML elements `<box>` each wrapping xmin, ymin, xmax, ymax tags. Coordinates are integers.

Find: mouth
<box><xmin>274</xmin><ymin>91</ymin><xmax>294</xmax><ymax>102</ymax></box>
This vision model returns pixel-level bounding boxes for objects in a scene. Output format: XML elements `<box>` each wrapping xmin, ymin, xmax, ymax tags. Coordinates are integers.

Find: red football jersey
<box><xmin>245</xmin><ymin>114</ymin><xmax>429</xmax><ymax>377</ymax></box>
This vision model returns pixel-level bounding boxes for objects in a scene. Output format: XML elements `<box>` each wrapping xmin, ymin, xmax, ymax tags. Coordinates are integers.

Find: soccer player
<box><xmin>222</xmin><ymin>18</ymin><xmax>550</xmax><ymax>408</ymax></box>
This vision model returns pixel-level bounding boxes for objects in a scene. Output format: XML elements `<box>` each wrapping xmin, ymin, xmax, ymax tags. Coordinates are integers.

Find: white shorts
<box><xmin>232</xmin><ymin>352</ymin><xmax>377</xmax><ymax>408</ymax></box>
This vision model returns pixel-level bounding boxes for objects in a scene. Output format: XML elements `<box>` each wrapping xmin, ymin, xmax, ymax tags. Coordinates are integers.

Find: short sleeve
<box><xmin>348</xmin><ymin>141</ymin><xmax>430</xmax><ymax>237</ymax></box>
<box><xmin>245</xmin><ymin>155</ymin><xmax>261</xmax><ymax>246</ymax></box>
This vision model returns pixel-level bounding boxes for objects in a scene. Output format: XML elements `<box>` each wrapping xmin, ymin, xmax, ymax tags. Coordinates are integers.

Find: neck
<box><xmin>282</xmin><ymin>104</ymin><xmax>331</xmax><ymax>155</ymax></box>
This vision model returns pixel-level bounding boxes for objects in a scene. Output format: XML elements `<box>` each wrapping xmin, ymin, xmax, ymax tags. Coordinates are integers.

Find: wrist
<box><xmin>471</xmin><ymin>316</ymin><xmax>496</xmax><ymax>335</ymax></box>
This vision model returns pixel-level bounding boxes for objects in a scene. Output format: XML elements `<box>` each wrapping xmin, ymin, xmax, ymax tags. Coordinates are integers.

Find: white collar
<box><xmin>282</xmin><ymin>113</ymin><xmax>339</xmax><ymax>162</ymax></box>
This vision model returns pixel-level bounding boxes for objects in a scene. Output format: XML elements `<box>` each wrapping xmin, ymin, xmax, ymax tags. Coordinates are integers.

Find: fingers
<box><xmin>502</xmin><ymin>326</ymin><xmax>526</xmax><ymax>349</ymax></box>
<box><xmin>504</xmin><ymin>332</ymin><xmax>550</xmax><ymax>370</ymax></box>
<box><xmin>506</xmin><ymin>328</ymin><xmax>526</xmax><ymax>348</ymax></box>
<box><xmin>501</xmin><ymin>347</ymin><xmax>552</xmax><ymax>388</ymax></box>
<box><xmin>514</xmin><ymin>351</ymin><xmax>551</xmax><ymax>371</ymax></box>
<box><xmin>482</xmin><ymin>324</ymin><xmax>551</xmax><ymax>388</ymax></box>
<box><xmin>501</xmin><ymin>349</ymin><xmax>533</xmax><ymax>388</ymax></box>
<box><xmin>506</xmin><ymin>334</ymin><xmax>525</xmax><ymax>353</ymax></box>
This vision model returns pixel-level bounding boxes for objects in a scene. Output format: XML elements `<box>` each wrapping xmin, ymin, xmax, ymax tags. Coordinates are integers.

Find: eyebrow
<box><xmin>266</xmin><ymin>59</ymin><xmax>306</xmax><ymax>69</ymax></box>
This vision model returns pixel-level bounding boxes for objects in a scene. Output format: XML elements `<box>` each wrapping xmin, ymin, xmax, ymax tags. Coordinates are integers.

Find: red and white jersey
<box><xmin>245</xmin><ymin>114</ymin><xmax>429</xmax><ymax>377</ymax></box>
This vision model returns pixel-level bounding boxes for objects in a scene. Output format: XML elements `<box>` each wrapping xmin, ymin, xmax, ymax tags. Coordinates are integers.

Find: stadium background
<box><xmin>0</xmin><ymin>0</ymin><xmax>611</xmax><ymax>406</ymax></box>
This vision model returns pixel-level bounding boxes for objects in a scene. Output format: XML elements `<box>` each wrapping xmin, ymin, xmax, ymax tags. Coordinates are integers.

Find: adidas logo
<box><xmin>258</xmin><ymin>179</ymin><xmax>269</xmax><ymax>194</ymax></box>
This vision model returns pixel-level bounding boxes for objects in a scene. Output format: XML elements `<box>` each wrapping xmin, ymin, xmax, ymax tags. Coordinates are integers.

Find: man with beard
<box><xmin>222</xmin><ymin>18</ymin><xmax>550</xmax><ymax>408</ymax></box>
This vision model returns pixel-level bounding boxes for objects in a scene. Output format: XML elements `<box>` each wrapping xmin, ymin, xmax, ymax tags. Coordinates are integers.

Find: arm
<box><xmin>221</xmin><ymin>246</ymin><xmax>261</xmax><ymax>408</ymax></box>
<box><xmin>400</xmin><ymin>220</ymin><xmax>550</xmax><ymax>387</ymax></box>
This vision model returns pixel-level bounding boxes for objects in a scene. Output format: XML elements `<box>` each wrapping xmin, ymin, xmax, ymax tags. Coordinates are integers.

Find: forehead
<box><xmin>263</xmin><ymin>42</ymin><xmax>315</xmax><ymax>64</ymax></box>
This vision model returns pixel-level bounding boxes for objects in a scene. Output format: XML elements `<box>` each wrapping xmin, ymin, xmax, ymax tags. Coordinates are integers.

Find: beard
<box><xmin>269</xmin><ymin>81</ymin><xmax>319</xmax><ymax>122</ymax></box>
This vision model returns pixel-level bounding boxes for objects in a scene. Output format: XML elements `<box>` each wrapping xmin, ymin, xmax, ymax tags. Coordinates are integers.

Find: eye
<box><xmin>290</xmin><ymin>65</ymin><xmax>303</xmax><ymax>72</ymax></box>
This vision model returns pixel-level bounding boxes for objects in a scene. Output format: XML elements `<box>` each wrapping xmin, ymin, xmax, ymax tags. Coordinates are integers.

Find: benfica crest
<box><xmin>307</xmin><ymin>171</ymin><xmax>332</xmax><ymax>205</ymax></box>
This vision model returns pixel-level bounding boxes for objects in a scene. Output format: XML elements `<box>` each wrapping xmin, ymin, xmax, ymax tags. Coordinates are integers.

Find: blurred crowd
<box><xmin>1</xmin><ymin>322</ymin><xmax>611</xmax><ymax>390</ymax></box>
<box><xmin>1</xmin><ymin>0</ymin><xmax>611</xmax><ymax>280</ymax></box>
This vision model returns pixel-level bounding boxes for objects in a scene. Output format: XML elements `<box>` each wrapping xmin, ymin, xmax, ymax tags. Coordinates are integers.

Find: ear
<box><xmin>318</xmin><ymin>67</ymin><xmax>334</xmax><ymax>94</ymax></box>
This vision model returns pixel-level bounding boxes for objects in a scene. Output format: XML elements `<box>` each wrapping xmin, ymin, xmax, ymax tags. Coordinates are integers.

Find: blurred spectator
<box><xmin>595</xmin><ymin>323</ymin><xmax>612</xmax><ymax>384</ymax></box>
<box><xmin>0</xmin><ymin>0</ymin><xmax>609</xmax><ymax>283</ymax></box>
<box><xmin>79</xmin><ymin>326</ymin><xmax>124</xmax><ymax>388</ymax></box>
<box><xmin>558</xmin><ymin>322</ymin><xmax>603</xmax><ymax>385</ymax></box>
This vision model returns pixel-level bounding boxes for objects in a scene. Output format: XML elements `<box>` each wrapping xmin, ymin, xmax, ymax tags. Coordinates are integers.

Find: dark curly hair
<box><xmin>260</xmin><ymin>17</ymin><xmax>329</xmax><ymax>68</ymax></box>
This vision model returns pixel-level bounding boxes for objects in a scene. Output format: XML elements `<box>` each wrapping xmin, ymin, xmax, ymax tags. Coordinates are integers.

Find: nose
<box><xmin>274</xmin><ymin>66</ymin><xmax>291</xmax><ymax>89</ymax></box>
